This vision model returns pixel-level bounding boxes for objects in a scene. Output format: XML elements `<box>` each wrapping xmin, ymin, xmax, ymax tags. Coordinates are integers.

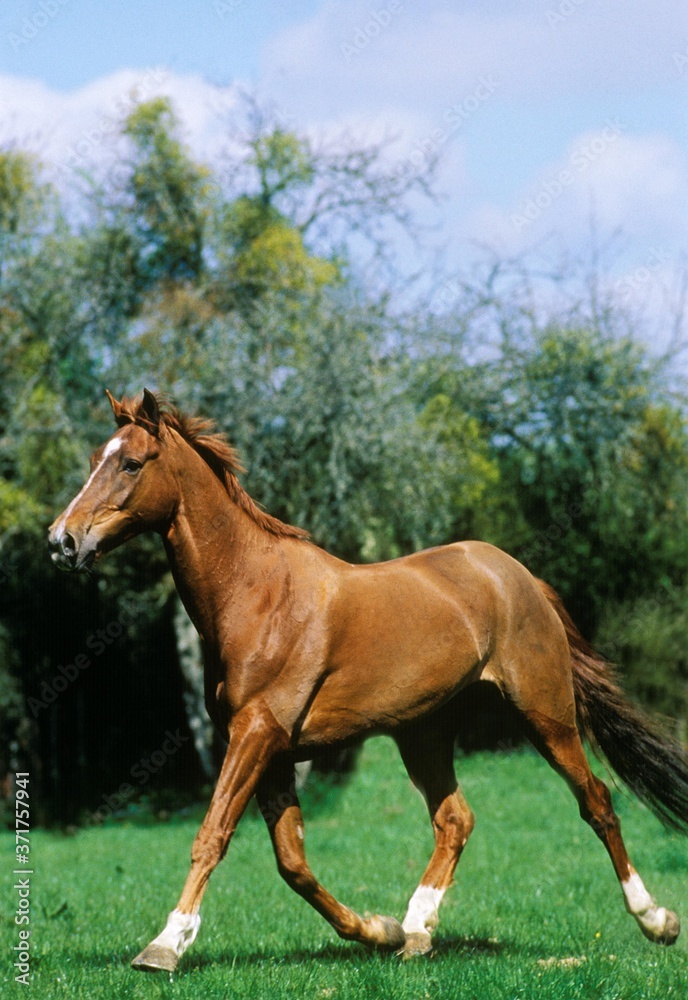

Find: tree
<box><xmin>414</xmin><ymin>254</ymin><xmax>688</xmax><ymax>633</ymax></box>
<box><xmin>121</xmin><ymin>97</ymin><xmax>209</xmax><ymax>285</ymax></box>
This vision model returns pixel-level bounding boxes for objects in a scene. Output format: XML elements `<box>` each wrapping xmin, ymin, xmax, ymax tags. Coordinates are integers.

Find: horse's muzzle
<box><xmin>48</xmin><ymin>527</ymin><xmax>95</xmax><ymax>571</ymax></box>
<box><xmin>48</xmin><ymin>528</ymin><xmax>78</xmax><ymax>570</ymax></box>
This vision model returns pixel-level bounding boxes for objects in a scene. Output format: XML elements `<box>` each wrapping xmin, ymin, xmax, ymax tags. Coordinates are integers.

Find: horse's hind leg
<box><xmin>256</xmin><ymin>756</ymin><xmax>405</xmax><ymax>951</ymax></box>
<box><xmin>523</xmin><ymin>708</ymin><xmax>680</xmax><ymax>944</ymax></box>
<box><xmin>394</xmin><ymin>723</ymin><xmax>475</xmax><ymax>958</ymax></box>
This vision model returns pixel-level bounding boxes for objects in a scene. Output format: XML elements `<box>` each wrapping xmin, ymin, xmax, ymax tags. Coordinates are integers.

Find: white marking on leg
<box><xmin>54</xmin><ymin>437</ymin><xmax>123</xmax><ymax>536</ymax></box>
<box><xmin>402</xmin><ymin>885</ymin><xmax>445</xmax><ymax>936</ymax></box>
<box><xmin>622</xmin><ymin>871</ymin><xmax>670</xmax><ymax>939</ymax></box>
<box><xmin>147</xmin><ymin>908</ymin><xmax>201</xmax><ymax>958</ymax></box>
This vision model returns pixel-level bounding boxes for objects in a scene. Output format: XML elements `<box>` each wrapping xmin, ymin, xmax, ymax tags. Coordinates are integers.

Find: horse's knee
<box><xmin>191</xmin><ymin>828</ymin><xmax>227</xmax><ymax>867</ymax></box>
<box><xmin>434</xmin><ymin>795</ymin><xmax>474</xmax><ymax>852</ymax></box>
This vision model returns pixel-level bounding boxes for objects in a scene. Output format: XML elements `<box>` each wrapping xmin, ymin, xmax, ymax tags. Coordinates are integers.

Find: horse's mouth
<box><xmin>49</xmin><ymin>539</ymin><xmax>99</xmax><ymax>572</ymax></box>
<box><xmin>76</xmin><ymin>548</ymin><xmax>98</xmax><ymax>571</ymax></box>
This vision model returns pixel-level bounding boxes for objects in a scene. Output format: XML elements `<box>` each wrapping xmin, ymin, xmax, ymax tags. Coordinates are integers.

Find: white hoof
<box><xmin>131</xmin><ymin>943</ymin><xmax>179</xmax><ymax>972</ymax></box>
<box><xmin>636</xmin><ymin>906</ymin><xmax>680</xmax><ymax>946</ymax></box>
<box><xmin>132</xmin><ymin>909</ymin><xmax>200</xmax><ymax>972</ymax></box>
<box><xmin>399</xmin><ymin>930</ymin><xmax>433</xmax><ymax>959</ymax></box>
<box><xmin>399</xmin><ymin>885</ymin><xmax>445</xmax><ymax>959</ymax></box>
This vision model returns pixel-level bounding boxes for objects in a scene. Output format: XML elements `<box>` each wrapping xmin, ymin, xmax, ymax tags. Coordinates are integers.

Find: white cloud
<box><xmin>463</xmin><ymin>129</ymin><xmax>688</xmax><ymax>262</ymax></box>
<box><xmin>0</xmin><ymin>70</ymin><xmax>242</xmax><ymax>182</ymax></box>
<box><xmin>261</xmin><ymin>0</ymin><xmax>685</xmax><ymax>118</ymax></box>
<box><xmin>255</xmin><ymin>0</ymin><xmax>688</xmax><ymax>289</ymax></box>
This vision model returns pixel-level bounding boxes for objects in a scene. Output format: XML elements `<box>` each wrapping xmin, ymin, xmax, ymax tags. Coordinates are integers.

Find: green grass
<box><xmin>2</xmin><ymin>739</ymin><xmax>687</xmax><ymax>998</ymax></box>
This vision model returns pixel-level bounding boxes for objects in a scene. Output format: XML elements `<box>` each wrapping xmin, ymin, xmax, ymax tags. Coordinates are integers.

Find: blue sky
<box><xmin>1</xmin><ymin>1</ymin><xmax>322</xmax><ymax>89</ymax></box>
<box><xmin>1</xmin><ymin>0</ymin><xmax>687</xmax><ymax>338</ymax></box>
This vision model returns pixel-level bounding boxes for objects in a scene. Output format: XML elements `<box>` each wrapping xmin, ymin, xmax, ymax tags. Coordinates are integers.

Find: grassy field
<box><xmin>2</xmin><ymin>738</ymin><xmax>687</xmax><ymax>999</ymax></box>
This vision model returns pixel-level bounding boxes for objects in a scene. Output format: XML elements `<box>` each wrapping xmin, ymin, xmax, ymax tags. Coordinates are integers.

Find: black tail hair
<box><xmin>537</xmin><ymin>579</ymin><xmax>688</xmax><ymax>833</ymax></box>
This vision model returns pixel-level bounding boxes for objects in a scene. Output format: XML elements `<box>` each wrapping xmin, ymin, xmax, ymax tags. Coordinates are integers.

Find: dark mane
<box><xmin>117</xmin><ymin>394</ymin><xmax>309</xmax><ymax>542</ymax></box>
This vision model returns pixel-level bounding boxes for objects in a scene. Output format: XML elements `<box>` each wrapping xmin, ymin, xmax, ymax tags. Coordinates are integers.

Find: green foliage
<box><xmin>231</xmin><ymin>214</ymin><xmax>337</xmax><ymax>296</ymax></box>
<box><xmin>417</xmin><ymin>393</ymin><xmax>502</xmax><ymax>540</ymax></box>
<box><xmin>242</xmin><ymin>296</ymin><xmax>427</xmax><ymax>561</ymax></box>
<box><xmin>597</xmin><ymin>584</ymin><xmax>688</xmax><ymax>725</ymax></box>
<box><xmin>13</xmin><ymin>386</ymin><xmax>86</xmax><ymax>505</ymax></box>
<box><xmin>251</xmin><ymin>127</ymin><xmax>315</xmax><ymax>199</ymax></box>
<box><xmin>418</xmin><ymin>317</ymin><xmax>688</xmax><ymax>630</ymax></box>
<box><xmin>122</xmin><ymin>97</ymin><xmax>209</xmax><ymax>284</ymax></box>
<box><xmin>0</xmin><ymin>149</ymin><xmax>45</xmax><ymax>238</ymax></box>
<box><xmin>0</xmin><ymin>479</ymin><xmax>44</xmax><ymax>536</ymax></box>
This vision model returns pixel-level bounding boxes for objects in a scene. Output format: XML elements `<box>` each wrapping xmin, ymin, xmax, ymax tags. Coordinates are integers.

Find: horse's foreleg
<box><xmin>256</xmin><ymin>756</ymin><xmax>406</xmax><ymax>951</ymax></box>
<box><xmin>131</xmin><ymin>701</ymin><xmax>289</xmax><ymax>972</ymax></box>
<box><xmin>395</xmin><ymin>726</ymin><xmax>475</xmax><ymax>958</ymax></box>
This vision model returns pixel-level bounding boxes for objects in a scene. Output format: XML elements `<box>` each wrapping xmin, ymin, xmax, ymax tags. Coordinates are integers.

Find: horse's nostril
<box><xmin>48</xmin><ymin>529</ymin><xmax>78</xmax><ymax>567</ymax></box>
<box><xmin>61</xmin><ymin>533</ymin><xmax>76</xmax><ymax>557</ymax></box>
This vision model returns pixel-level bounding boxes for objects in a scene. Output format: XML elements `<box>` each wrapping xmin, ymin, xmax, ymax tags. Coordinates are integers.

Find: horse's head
<box><xmin>48</xmin><ymin>389</ymin><xmax>176</xmax><ymax>571</ymax></box>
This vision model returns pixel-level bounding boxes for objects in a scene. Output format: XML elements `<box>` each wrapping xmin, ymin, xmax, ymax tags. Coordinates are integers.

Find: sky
<box><xmin>1</xmin><ymin>0</ymin><xmax>687</xmax><ymax>338</ymax></box>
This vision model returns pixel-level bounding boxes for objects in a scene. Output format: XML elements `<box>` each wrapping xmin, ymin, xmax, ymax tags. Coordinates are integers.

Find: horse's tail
<box><xmin>536</xmin><ymin>578</ymin><xmax>688</xmax><ymax>833</ymax></box>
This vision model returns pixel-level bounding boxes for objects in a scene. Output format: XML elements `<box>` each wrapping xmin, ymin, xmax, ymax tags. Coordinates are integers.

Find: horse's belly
<box><xmin>297</xmin><ymin>626</ymin><xmax>486</xmax><ymax>746</ymax></box>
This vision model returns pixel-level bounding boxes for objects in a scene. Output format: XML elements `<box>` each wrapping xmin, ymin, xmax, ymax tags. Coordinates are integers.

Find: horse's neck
<box><xmin>162</xmin><ymin>455</ymin><xmax>276</xmax><ymax>649</ymax></box>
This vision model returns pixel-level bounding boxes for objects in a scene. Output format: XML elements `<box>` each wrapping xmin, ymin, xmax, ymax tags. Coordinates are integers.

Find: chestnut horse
<box><xmin>48</xmin><ymin>389</ymin><xmax>688</xmax><ymax>971</ymax></box>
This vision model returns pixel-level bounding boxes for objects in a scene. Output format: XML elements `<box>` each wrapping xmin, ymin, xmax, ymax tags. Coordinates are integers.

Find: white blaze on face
<box><xmin>147</xmin><ymin>909</ymin><xmax>201</xmax><ymax>958</ymax></box>
<box><xmin>402</xmin><ymin>884</ymin><xmax>445</xmax><ymax>936</ymax></box>
<box><xmin>53</xmin><ymin>437</ymin><xmax>123</xmax><ymax>537</ymax></box>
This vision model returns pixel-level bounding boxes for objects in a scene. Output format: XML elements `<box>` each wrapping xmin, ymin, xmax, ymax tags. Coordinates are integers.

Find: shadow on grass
<box><xmin>180</xmin><ymin>933</ymin><xmax>517</xmax><ymax>972</ymax></box>
<box><xmin>48</xmin><ymin>930</ymin><xmax>528</xmax><ymax>976</ymax></box>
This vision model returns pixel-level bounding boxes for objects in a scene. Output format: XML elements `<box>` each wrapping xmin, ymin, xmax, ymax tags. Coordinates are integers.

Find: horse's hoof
<box><xmin>636</xmin><ymin>907</ymin><xmax>680</xmax><ymax>946</ymax></box>
<box><xmin>366</xmin><ymin>914</ymin><xmax>406</xmax><ymax>950</ymax></box>
<box><xmin>656</xmin><ymin>909</ymin><xmax>680</xmax><ymax>946</ymax></box>
<box><xmin>131</xmin><ymin>943</ymin><xmax>179</xmax><ymax>972</ymax></box>
<box><xmin>399</xmin><ymin>931</ymin><xmax>433</xmax><ymax>959</ymax></box>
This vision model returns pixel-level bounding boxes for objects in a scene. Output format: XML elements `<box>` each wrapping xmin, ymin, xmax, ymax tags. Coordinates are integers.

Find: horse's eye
<box><xmin>123</xmin><ymin>458</ymin><xmax>142</xmax><ymax>475</ymax></box>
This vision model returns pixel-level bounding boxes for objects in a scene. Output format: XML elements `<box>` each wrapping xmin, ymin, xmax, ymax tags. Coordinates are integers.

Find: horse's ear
<box><xmin>136</xmin><ymin>388</ymin><xmax>161</xmax><ymax>437</ymax></box>
<box><xmin>106</xmin><ymin>389</ymin><xmax>129</xmax><ymax>427</ymax></box>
